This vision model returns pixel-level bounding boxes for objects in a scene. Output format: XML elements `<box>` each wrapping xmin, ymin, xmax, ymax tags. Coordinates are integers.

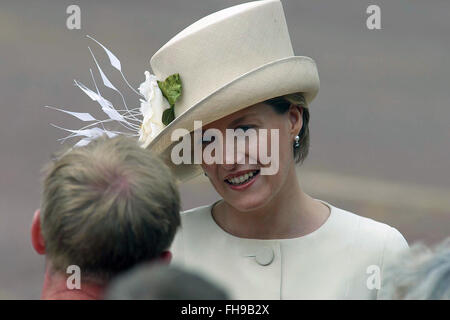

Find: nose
<box><xmin>222</xmin><ymin>147</ymin><xmax>237</xmax><ymax>171</ymax></box>
<box><xmin>221</xmin><ymin>139</ymin><xmax>246</xmax><ymax>170</ymax></box>
<box><xmin>221</xmin><ymin>162</ymin><xmax>236</xmax><ymax>171</ymax></box>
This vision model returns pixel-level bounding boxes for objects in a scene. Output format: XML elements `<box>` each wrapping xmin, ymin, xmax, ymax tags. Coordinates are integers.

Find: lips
<box><xmin>224</xmin><ymin>169</ymin><xmax>260</xmax><ymax>186</ymax></box>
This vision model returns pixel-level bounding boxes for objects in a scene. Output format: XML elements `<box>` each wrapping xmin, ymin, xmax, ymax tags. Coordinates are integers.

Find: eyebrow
<box><xmin>200</xmin><ymin>112</ymin><xmax>260</xmax><ymax>135</ymax></box>
<box><xmin>227</xmin><ymin>113</ymin><xmax>259</xmax><ymax>128</ymax></box>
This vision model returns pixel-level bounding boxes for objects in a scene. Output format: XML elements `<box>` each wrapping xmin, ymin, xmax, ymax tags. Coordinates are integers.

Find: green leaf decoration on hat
<box><xmin>162</xmin><ymin>108</ymin><xmax>175</xmax><ymax>126</ymax></box>
<box><xmin>157</xmin><ymin>73</ymin><xmax>182</xmax><ymax>126</ymax></box>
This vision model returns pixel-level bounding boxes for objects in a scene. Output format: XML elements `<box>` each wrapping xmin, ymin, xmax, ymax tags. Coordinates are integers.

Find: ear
<box><xmin>158</xmin><ymin>250</ymin><xmax>172</xmax><ymax>264</ymax></box>
<box><xmin>288</xmin><ymin>104</ymin><xmax>303</xmax><ymax>139</ymax></box>
<box><xmin>31</xmin><ymin>209</ymin><xmax>46</xmax><ymax>255</ymax></box>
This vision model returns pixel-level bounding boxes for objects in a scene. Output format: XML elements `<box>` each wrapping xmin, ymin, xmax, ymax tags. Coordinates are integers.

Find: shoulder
<box><xmin>169</xmin><ymin>202</ymin><xmax>217</xmax><ymax>264</ymax></box>
<box><xmin>324</xmin><ymin>202</ymin><xmax>409</xmax><ymax>268</ymax></box>
<box><xmin>179</xmin><ymin>203</ymin><xmax>215</xmax><ymax>229</ymax></box>
<box><xmin>181</xmin><ymin>203</ymin><xmax>213</xmax><ymax>218</ymax></box>
<box><xmin>330</xmin><ymin>203</ymin><xmax>408</xmax><ymax>248</ymax></box>
<box><xmin>320</xmin><ymin>202</ymin><xmax>409</xmax><ymax>298</ymax></box>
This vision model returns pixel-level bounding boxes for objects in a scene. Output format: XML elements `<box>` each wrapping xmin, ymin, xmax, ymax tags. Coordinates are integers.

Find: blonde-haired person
<box><xmin>31</xmin><ymin>136</ymin><xmax>181</xmax><ymax>299</ymax></box>
<box><xmin>140</xmin><ymin>0</ymin><xmax>409</xmax><ymax>299</ymax></box>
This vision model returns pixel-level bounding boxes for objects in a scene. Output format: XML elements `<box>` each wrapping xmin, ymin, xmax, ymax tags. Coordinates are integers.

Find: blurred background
<box><xmin>1</xmin><ymin>0</ymin><xmax>449</xmax><ymax>299</ymax></box>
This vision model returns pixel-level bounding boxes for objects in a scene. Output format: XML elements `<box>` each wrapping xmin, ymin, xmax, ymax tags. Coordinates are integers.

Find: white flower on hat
<box><xmin>138</xmin><ymin>71</ymin><xmax>171</xmax><ymax>145</ymax></box>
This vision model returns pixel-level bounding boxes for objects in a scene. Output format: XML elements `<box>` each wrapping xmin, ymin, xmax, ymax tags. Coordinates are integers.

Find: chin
<box><xmin>233</xmin><ymin>196</ymin><xmax>271</xmax><ymax>212</ymax></box>
<box><xmin>223</xmin><ymin>178</ymin><xmax>274</xmax><ymax>212</ymax></box>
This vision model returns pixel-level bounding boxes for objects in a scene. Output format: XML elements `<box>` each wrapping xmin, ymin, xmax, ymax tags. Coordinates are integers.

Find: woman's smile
<box><xmin>224</xmin><ymin>169</ymin><xmax>261</xmax><ymax>191</ymax></box>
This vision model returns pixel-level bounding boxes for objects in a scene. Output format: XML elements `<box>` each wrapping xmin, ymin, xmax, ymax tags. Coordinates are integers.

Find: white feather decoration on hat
<box><xmin>45</xmin><ymin>35</ymin><xmax>181</xmax><ymax>148</ymax></box>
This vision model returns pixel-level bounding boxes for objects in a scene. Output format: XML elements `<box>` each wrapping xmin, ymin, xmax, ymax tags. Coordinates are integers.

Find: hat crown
<box><xmin>150</xmin><ymin>0</ymin><xmax>294</xmax><ymax>117</ymax></box>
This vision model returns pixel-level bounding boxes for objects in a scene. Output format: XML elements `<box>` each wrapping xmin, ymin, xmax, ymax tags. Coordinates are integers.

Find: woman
<box><xmin>142</xmin><ymin>0</ymin><xmax>409</xmax><ymax>299</ymax></box>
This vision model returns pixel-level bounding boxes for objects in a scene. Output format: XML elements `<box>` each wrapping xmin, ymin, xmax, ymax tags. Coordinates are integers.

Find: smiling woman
<box><xmin>143</xmin><ymin>0</ymin><xmax>409</xmax><ymax>299</ymax></box>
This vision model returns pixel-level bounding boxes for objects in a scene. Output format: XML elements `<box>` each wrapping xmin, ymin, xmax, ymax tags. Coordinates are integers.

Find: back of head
<box><xmin>380</xmin><ymin>238</ymin><xmax>450</xmax><ymax>300</ymax></box>
<box><xmin>40</xmin><ymin>136</ymin><xmax>181</xmax><ymax>283</ymax></box>
<box><xmin>105</xmin><ymin>263</ymin><xmax>229</xmax><ymax>300</ymax></box>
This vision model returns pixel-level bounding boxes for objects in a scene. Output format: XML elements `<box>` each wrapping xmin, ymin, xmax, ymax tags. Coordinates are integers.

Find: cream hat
<box><xmin>145</xmin><ymin>0</ymin><xmax>319</xmax><ymax>181</ymax></box>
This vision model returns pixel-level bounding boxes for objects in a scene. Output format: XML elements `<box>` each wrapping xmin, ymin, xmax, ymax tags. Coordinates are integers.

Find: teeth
<box><xmin>226</xmin><ymin>170</ymin><xmax>258</xmax><ymax>185</ymax></box>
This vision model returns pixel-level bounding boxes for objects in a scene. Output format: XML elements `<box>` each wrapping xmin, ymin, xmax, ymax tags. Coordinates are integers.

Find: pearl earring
<box><xmin>294</xmin><ymin>135</ymin><xmax>300</xmax><ymax>148</ymax></box>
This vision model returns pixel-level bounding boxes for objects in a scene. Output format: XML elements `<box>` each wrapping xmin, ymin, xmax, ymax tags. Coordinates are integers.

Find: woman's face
<box><xmin>199</xmin><ymin>102</ymin><xmax>303</xmax><ymax>212</ymax></box>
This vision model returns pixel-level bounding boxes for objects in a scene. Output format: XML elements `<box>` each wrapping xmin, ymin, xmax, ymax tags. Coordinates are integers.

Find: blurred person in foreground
<box><xmin>30</xmin><ymin>136</ymin><xmax>181</xmax><ymax>300</ymax></box>
<box><xmin>379</xmin><ymin>238</ymin><xmax>450</xmax><ymax>300</ymax></box>
<box><xmin>105</xmin><ymin>263</ymin><xmax>229</xmax><ymax>300</ymax></box>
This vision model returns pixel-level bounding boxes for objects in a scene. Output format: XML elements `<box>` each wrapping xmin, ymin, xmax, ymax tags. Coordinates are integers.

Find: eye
<box><xmin>236</xmin><ymin>125</ymin><xmax>253</xmax><ymax>132</ymax></box>
<box><xmin>202</xmin><ymin>135</ymin><xmax>216</xmax><ymax>145</ymax></box>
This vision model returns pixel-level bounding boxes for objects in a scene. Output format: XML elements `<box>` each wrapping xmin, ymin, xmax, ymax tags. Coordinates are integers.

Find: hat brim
<box><xmin>145</xmin><ymin>55</ymin><xmax>319</xmax><ymax>182</ymax></box>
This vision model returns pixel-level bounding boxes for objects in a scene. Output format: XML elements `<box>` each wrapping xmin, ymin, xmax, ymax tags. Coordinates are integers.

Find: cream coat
<box><xmin>170</xmin><ymin>200</ymin><xmax>409</xmax><ymax>299</ymax></box>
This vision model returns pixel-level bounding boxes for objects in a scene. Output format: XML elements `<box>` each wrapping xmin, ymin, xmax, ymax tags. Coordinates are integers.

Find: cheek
<box><xmin>276</xmin><ymin>129</ymin><xmax>292</xmax><ymax>160</ymax></box>
<box><xmin>257</xmin><ymin>128</ymin><xmax>291</xmax><ymax>165</ymax></box>
<box><xmin>201</xmin><ymin>164</ymin><xmax>214</xmax><ymax>176</ymax></box>
<box><xmin>260</xmin><ymin>129</ymin><xmax>293</xmax><ymax>186</ymax></box>
<box><xmin>201</xmin><ymin>164</ymin><xmax>224</xmax><ymax>188</ymax></box>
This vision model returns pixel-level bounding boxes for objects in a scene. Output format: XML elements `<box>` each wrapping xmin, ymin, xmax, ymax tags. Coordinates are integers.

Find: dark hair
<box><xmin>264</xmin><ymin>92</ymin><xmax>310</xmax><ymax>164</ymax></box>
<box><xmin>105</xmin><ymin>263</ymin><xmax>230</xmax><ymax>300</ymax></box>
<box><xmin>41</xmin><ymin>135</ymin><xmax>181</xmax><ymax>283</ymax></box>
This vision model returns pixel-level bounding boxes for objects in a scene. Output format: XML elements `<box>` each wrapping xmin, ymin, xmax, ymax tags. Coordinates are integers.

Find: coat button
<box><xmin>255</xmin><ymin>246</ymin><xmax>274</xmax><ymax>266</ymax></box>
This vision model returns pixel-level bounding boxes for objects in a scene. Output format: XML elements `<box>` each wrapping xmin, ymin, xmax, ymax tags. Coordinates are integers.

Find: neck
<box><xmin>41</xmin><ymin>262</ymin><xmax>105</xmax><ymax>300</ymax></box>
<box><xmin>215</xmin><ymin>165</ymin><xmax>330</xmax><ymax>239</ymax></box>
